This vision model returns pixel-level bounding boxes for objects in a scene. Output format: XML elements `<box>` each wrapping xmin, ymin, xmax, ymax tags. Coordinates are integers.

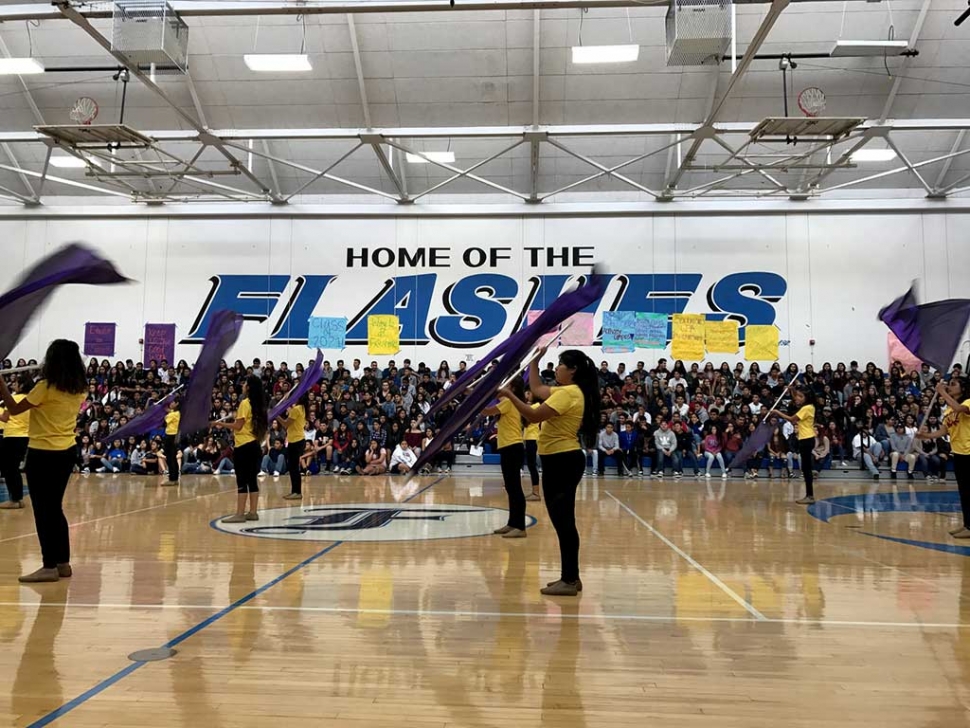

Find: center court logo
<box><xmin>211</xmin><ymin>502</ymin><xmax>536</xmax><ymax>542</ymax></box>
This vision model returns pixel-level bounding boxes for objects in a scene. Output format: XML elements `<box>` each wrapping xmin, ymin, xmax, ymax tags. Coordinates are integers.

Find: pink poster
<box><xmin>527</xmin><ymin>312</ymin><xmax>594</xmax><ymax>347</ymax></box>
<box><xmin>887</xmin><ymin>331</ymin><xmax>922</xmax><ymax>373</ymax></box>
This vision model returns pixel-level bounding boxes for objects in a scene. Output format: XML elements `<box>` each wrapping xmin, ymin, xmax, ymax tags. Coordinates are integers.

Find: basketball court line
<box><xmin>24</xmin><ymin>474</ymin><xmax>446</xmax><ymax>728</ymax></box>
<box><xmin>605</xmin><ymin>490</ymin><xmax>768</xmax><ymax>621</ymax></box>
<box><xmin>2</xmin><ymin>600</ymin><xmax>968</xmax><ymax>630</ymax></box>
<box><xmin>0</xmin><ymin>485</ymin><xmax>237</xmax><ymax>544</ymax></box>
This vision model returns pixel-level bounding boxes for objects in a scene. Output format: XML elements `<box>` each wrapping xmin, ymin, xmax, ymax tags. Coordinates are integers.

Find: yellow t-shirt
<box><xmin>234</xmin><ymin>398</ymin><xmax>256</xmax><ymax>447</ymax></box>
<box><xmin>3</xmin><ymin>394</ymin><xmax>30</xmax><ymax>438</ymax></box>
<box><xmin>164</xmin><ymin>410</ymin><xmax>181</xmax><ymax>436</ymax></box>
<box><xmin>944</xmin><ymin>399</ymin><xmax>970</xmax><ymax>456</ymax></box>
<box><xmin>25</xmin><ymin>381</ymin><xmax>84</xmax><ymax>451</ymax></box>
<box><xmin>795</xmin><ymin>404</ymin><xmax>815</xmax><ymax>441</ymax></box>
<box><xmin>495</xmin><ymin>398</ymin><xmax>523</xmax><ymax>449</ymax></box>
<box><xmin>286</xmin><ymin>404</ymin><xmax>307</xmax><ymax>444</ymax></box>
<box><xmin>524</xmin><ymin>404</ymin><xmax>540</xmax><ymax>441</ymax></box>
<box><xmin>538</xmin><ymin>384</ymin><xmax>584</xmax><ymax>456</ymax></box>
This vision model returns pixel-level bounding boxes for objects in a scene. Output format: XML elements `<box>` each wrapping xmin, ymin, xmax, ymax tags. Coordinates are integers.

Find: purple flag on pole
<box><xmin>878</xmin><ymin>283</ymin><xmax>970</xmax><ymax>372</ymax></box>
<box><xmin>100</xmin><ymin>388</ymin><xmax>180</xmax><ymax>445</ymax></box>
<box><xmin>270</xmin><ymin>350</ymin><xmax>324</xmax><ymax>421</ymax></box>
<box><xmin>0</xmin><ymin>243</ymin><xmax>127</xmax><ymax>360</ymax></box>
<box><xmin>178</xmin><ymin>310</ymin><xmax>243</xmax><ymax>436</ymax></box>
<box><xmin>410</xmin><ymin>271</ymin><xmax>606</xmax><ymax>477</ymax></box>
<box><xmin>729</xmin><ymin>421</ymin><xmax>776</xmax><ymax>471</ymax></box>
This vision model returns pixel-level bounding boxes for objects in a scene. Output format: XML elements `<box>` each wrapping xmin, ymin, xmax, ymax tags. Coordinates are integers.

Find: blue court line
<box><xmin>27</xmin><ymin>475</ymin><xmax>445</xmax><ymax>727</ymax></box>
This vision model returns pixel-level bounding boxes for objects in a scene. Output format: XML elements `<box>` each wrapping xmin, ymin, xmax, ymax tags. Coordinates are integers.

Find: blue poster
<box><xmin>635</xmin><ymin>312</ymin><xmax>667</xmax><ymax>349</ymax></box>
<box><xmin>308</xmin><ymin>316</ymin><xmax>347</xmax><ymax>350</ymax></box>
<box><xmin>602</xmin><ymin>311</ymin><xmax>635</xmax><ymax>354</ymax></box>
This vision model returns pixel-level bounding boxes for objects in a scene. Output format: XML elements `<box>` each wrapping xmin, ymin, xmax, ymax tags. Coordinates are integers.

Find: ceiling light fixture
<box><xmin>49</xmin><ymin>155</ymin><xmax>90</xmax><ymax>168</ymax></box>
<box><xmin>571</xmin><ymin>44</ymin><xmax>640</xmax><ymax>64</ymax></box>
<box><xmin>243</xmin><ymin>54</ymin><xmax>312</xmax><ymax>72</ymax></box>
<box><xmin>830</xmin><ymin>40</ymin><xmax>910</xmax><ymax>58</ymax></box>
<box><xmin>850</xmin><ymin>148</ymin><xmax>897</xmax><ymax>162</ymax></box>
<box><xmin>0</xmin><ymin>58</ymin><xmax>45</xmax><ymax>75</ymax></box>
<box><xmin>406</xmin><ymin>151</ymin><xmax>456</xmax><ymax>164</ymax></box>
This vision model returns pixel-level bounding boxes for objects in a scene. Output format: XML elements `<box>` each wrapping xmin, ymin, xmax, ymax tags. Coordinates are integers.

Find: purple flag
<box><xmin>0</xmin><ymin>243</ymin><xmax>128</xmax><ymax>360</ymax></box>
<box><xmin>410</xmin><ymin>271</ymin><xmax>606</xmax><ymax>477</ymax></box>
<box><xmin>878</xmin><ymin>283</ymin><xmax>970</xmax><ymax>371</ymax></box>
<box><xmin>100</xmin><ymin>388</ymin><xmax>179</xmax><ymax>444</ymax></box>
<box><xmin>729</xmin><ymin>421</ymin><xmax>775</xmax><ymax>471</ymax></box>
<box><xmin>178</xmin><ymin>310</ymin><xmax>243</xmax><ymax>436</ymax></box>
<box><xmin>269</xmin><ymin>349</ymin><xmax>324</xmax><ymax>421</ymax></box>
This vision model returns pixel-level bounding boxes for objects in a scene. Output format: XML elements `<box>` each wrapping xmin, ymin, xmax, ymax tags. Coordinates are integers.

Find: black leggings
<box><xmin>163</xmin><ymin>435</ymin><xmax>179</xmax><ymax>482</ymax></box>
<box><xmin>955</xmin><ymin>453</ymin><xmax>970</xmax><ymax>529</ymax></box>
<box><xmin>234</xmin><ymin>441</ymin><xmax>261</xmax><ymax>494</ymax></box>
<box><xmin>499</xmin><ymin>443</ymin><xmax>526</xmax><ymax>530</ymax></box>
<box><xmin>540</xmin><ymin>449</ymin><xmax>586</xmax><ymax>583</ymax></box>
<box><xmin>24</xmin><ymin>447</ymin><xmax>75</xmax><ymax>569</ymax></box>
<box><xmin>524</xmin><ymin>439</ymin><xmax>539</xmax><ymax>487</ymax></box>
<box><xmin>0</xmin><ymin>436</ymin><xmax>28</xmax><ymax>502</ymax></box>
<box><xmin>287</xmin><ymin>440</ymin><xmax>305</xmax><ymax>495</ymax></box>
<box><xmin>798</xmin><ymin>438</ymin><xmax>815</xmax><ymax>497</ymax></box>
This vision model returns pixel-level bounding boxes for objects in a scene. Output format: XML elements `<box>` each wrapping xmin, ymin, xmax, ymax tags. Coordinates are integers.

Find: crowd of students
<box><xmin>0</xmin><ymin>352</ymin><xmax>966</xmax><ymax>494</ymax></box>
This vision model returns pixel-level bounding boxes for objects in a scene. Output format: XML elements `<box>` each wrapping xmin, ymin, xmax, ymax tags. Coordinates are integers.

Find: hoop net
<box><xmin>797</xmin><ymin>87</ymin><xmax>826</xmax><ymax>118</ymax></box>
<box><xmin>69</xmin><ymin>97</ymin><xmax>99</xmax><ymax>125</ymax></box>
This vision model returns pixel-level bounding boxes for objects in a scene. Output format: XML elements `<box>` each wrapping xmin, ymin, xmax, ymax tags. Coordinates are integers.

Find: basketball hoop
<box><xmin>69</xmin><ymin>97</ymin><xmax>99</xmax><ymax>126</ymax></box>
<box><xmin>797</xmin><ymin>87</ymin><xmax>826</xmax><ymax>118</ymax></box>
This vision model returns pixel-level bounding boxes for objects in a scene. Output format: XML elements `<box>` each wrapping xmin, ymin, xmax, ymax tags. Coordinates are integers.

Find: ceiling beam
<box><xmin>934</xmin><ymin>130</ymin><xmax>966</xmax><ymax>190</ymax></box>
<box><xmin>663</xmin><ymin>0</ymin><xmax>790</xmax><ymax>194</ymax></box>
<box><xmin>55</xmin><ymin>1</ymin><xmax>285</xmax><ymax>204</ymax></box>
<box><xmin>347</xmin><ymin>15</ymin><xmax>372</xmax><ymax>129</ymax></box>
<box><xmin>878</xmin><ymin>0</ymin><xmax>932</xmax><ymax>123</ymax></box>
<box><xmin>0</xmin><ymin>30</ymin><xmax>42</xmax><ymax>201</ymax></box>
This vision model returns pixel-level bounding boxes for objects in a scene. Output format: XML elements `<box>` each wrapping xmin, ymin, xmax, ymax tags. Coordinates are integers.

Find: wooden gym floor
<box><xmin>1</xmin><ymin>469</ymin><xmax>970</xmax><ymax>727</ymax></box>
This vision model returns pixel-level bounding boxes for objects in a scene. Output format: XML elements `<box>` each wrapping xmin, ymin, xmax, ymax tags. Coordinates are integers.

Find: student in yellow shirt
<box><xmin>484</xmin><ymin>377</ymin><xmax>528</xmax><ymax>538</ymax></box>
<box><xmin>163</xmin><ymin>399</ymin><xmax>181</xmax><ymax>485</ymax></box>
<box><xmin>0</xmin><ymin>376</ymin><xmax>32</xmax><ymax>510</ymax></box>
<box><xmin>0</xmin><ymin>340</ymin><xmax>87</xmax><ymax>583</ymax></box>
<box><xmin>775</xmin><ymin>388</ymin><xmax>817</xmax><ymax>505</ymax></box>
<box><xmin>918</xmin><ymin>377</ymin><xmax>970</xmax><ymax>538</ymax></box>
<box><xmin>276</xmin><ymin>389</ymin><xmax>309</xmax><ymax>502</ymax></box>
<box><xmin>499</xmin><ymin>348</ymin><xmax>600</xmax><ymax>597</ymax></box>
<box><xmin>213</xmin><ymin>375</ymin><xmax>269</xmax><ymax>523</ymax></box>
<box><xmin>523</xmin><ymin>390</ymin><xmax>541</xmax><ymax>503</ymax></box>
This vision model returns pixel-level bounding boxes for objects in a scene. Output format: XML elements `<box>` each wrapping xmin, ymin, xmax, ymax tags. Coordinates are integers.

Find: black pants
<box><xmin>0</xmin><ymin>436</ymin><xmax>28</xmax><ymax>502</ymax></box>
<box><xmin>541</xmin><ymin>449</ymin><xmax>585</xmax><ymax>583</ymax></box>
<box><xmin>798</xmin><ymin>438</ymin><xmax>815</xmax><ymax>497</ymax></box>
<box><xmin>499</xmin><ymin>443</ymin><xmax>526</xmax><ymax>530</ymax></box>
<box><xmin>234</xmin><ymin>441</ymin><xmax>261</xmax><ymax>494</ymax></box>
<box><xmin>163</xmin><ymin>435</ymin><xmax>179</xmax><ymax>482</ymax></box>
<box><xmin>597</xmin><ymin>450</ymin><xmax>623</xmax><ymax>475</ymax></box>
<box><xmin>286</xmin><ymin>440</ymin><xmax>305</xmax><ymax>495</ymax></box>
<box><xmin>24</xmin><ymin>447</ymin><xmax>75</xmax><ymax>569</ymax></box>
<box><xmin>524</xmin><ymin>439</ymin><xmax>540</xmax><ymax>487</ymax></box>
<box><xmin>955</xmin><ymin>453</ymin><xmax>970</xmax><ymax>528</ymax></box>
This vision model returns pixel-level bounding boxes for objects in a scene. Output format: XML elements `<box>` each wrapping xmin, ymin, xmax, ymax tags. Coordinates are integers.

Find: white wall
<box><xmin>1</xmin><ymin>210</ymin><xmax>968</xmax><ymax>369</ymax></box>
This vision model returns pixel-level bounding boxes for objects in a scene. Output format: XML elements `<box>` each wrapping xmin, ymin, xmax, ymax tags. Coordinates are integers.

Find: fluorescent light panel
<box><xmin>243</xmin><ymin>54</ymin><xmax>312</xmax><ymax>72</ymax></box>
<box><xmin>571</xmin><ymin>44</ymin><xmax>640</xmax><ymax>64</ymax></box>
<box><xmin>830</xmin><ymin>40</ymin><xmax>909</xmax><ymax>58</ymax></box>
<box><xmin>406</xmin><ymin>151</ymin><xmax>456</xmax><ymax>164</ymax></box>
<box><xmin>0</xmin><ymin>57</ymin><xmax>45</xmax><ymax>75</ymax></box>
<box><xmin>851</xmin><ymin>148</ymin><xmax>897</xmax><ymax>162</ymax></box>
<box><xmin>49</xmin><ymin>155</ymin><xmax>89</xmax><ymax>168</ymax></box>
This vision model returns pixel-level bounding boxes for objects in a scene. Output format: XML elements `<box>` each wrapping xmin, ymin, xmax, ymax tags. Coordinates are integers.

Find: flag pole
<box><xmin>0</xmin><ymin>364</ymin><xmax>42</xmax><ymax>376</ymax></box>
<box><xmin>760</xmin><ymin>373</ymin><xmax>802</xmax><ymax>425</ymax></box>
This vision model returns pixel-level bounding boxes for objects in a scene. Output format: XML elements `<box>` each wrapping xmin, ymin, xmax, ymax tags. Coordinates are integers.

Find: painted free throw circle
<box><xmin>211</xmin><ymin>502</ymin><xmax>537</xmax><ymax>542</ymax></box>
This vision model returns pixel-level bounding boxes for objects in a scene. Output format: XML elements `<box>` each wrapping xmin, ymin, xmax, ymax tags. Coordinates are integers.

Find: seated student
<box><xmin>852</xmin><ymin>425</ymin><xmax>883</xmax><ymax>479</ymax></box>
<box><xmin>358</xmin><ymin>439</ymin><xmax>387</xmax><ymax>476</ymax></box>
<box><xmin>618</xmin><ymin>421</ymin><xmax>638</xmax><ymax>477</ymax></box>
<box><xmin>652</xmin><ymin>421</ymin><xmax>680</xmax><ymax>478</ymax></box>
<box><xmin>389</xmin><ymin>440</ymin><xmax>418</xmax><ymax>474</ymax></box>
<box><xmin>812</xmin><ymin>426</ymin><xmax>831</xmax><ymax>478</ymax></box>
<box><xmin>143</xmin><ymin>440</ymin><xmax>162</xmax><ymax>474</ymax></box>
<box><xmin>260</xmin><ymin>440</ymin><xmax>287</xmax><ymax>477</ymax></box>
<box><xmin>596</xmin><ymin>423</ymin><xmax>622</xmax><ymax>477</ymax></box>
<box><xmin>888</xmin><ymin>422</ymin><xmax>917</xmax><ymax>480</ymax></box>
<box><xmin>99</xmin><ymin>439</ymin><xmax>128</xmax><ymax>473</ymax></box>
<box><xmin>702</xmin><ymin>425</ymin><xmax>727</xmax><ymax>479</ymax></box>
<box><xmin>129</xmin><ymin>441</ymin><xmax>149</xmax><ymax>475</ymax></box>
<box><xmin>767</xmin><ymin>426</ymin><xmax>793</xmax><ymax>479</ymax></box>
<box><xmin>673</xmin><ymin>421</ymin><xmax>698</xmax><ymax>476</ymax></box>
<box><xmin>181</xmin><ymin>441</ymin><xmax>212</xmax><ymax>475</ymax></box>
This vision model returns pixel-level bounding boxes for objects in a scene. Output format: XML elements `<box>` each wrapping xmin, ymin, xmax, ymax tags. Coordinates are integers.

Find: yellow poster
<box><xmin>745</xmin><ymin>325</ymin><xmax>779</xmax><ymax>361</ymax></box>
<box><xmin>367</xmin><ymin>314</ymin><xmax>400</xmax><ymax>355</ymax></box>
<box><xmin>705</xmin><ymin>320</ymin><xmax>739</xmax><ymax>354</ymax></box>
<box><xmin>671</xmin><ymin>313</ymin><xmax>706</xmax><ymax>361</ymax></box>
